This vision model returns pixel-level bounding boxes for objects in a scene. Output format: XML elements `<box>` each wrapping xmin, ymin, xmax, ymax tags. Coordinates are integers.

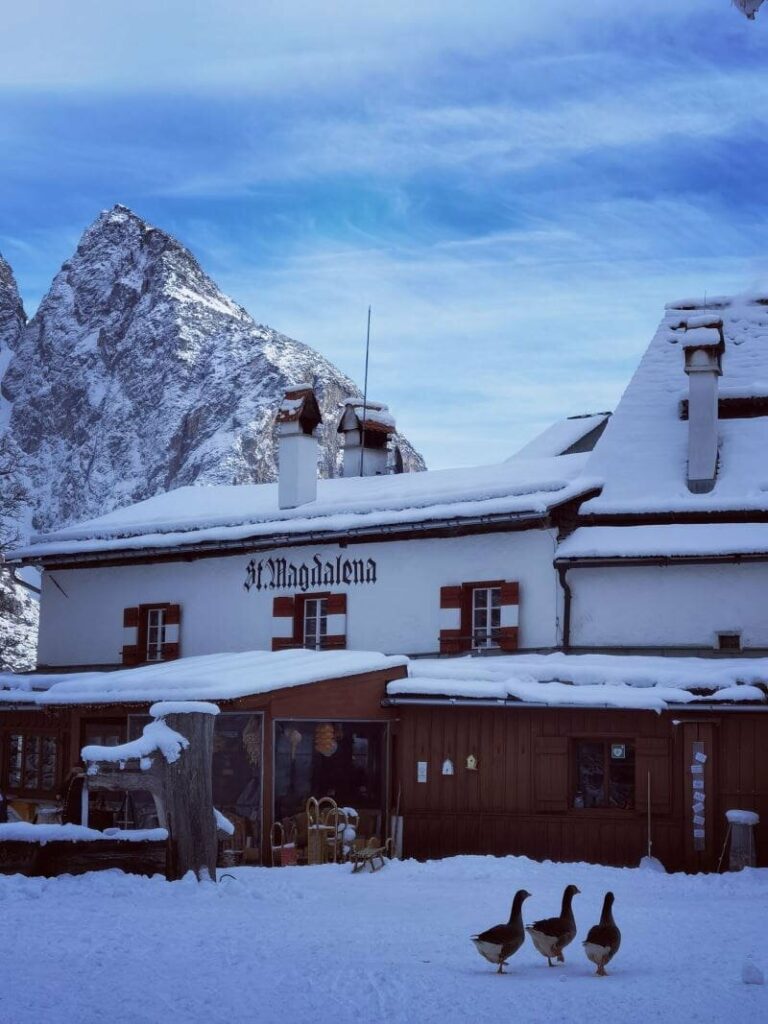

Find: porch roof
<box><xmin>0</xmin><ymin>649</ymin><xmax>408</xmax><ymax>707</ymax></box>
<box><xmin>387</xmin><ymin>652</ymin><xmax>768</xmax><ymax>711</ymax></box>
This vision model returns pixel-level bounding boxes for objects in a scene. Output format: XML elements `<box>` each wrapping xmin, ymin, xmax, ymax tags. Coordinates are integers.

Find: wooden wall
<box><xmin>395</xmin><ymin>705</ymin><xmax>768</xmax><ymax>873</ymax></box>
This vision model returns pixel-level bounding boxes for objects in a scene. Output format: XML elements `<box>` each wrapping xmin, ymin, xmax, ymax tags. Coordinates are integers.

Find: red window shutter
<box><xmin>440</xmin><ymin>585</ymin><xmax>462</xmax><ymax>609</ymax></box>
<box><xmin>497</xmin><ymin>627</ymin><xmax>519</xmax><ymax>652</ymax></box>
<box><xmin>165</xmin><ymin>604</ymin><xmax>181</xmax><ymax>626</ymax></box>
<box><xmin>635</xmin><ymin>738</ymin><xmax>672</xmax><ymax>815</ymax></box>
<box><xmin>123</xmin><ymin>607</ymin><xmax>139</xmax><ymax>629</ymax></box>
<box><xmin>440</xmin><ymin>584</ymin><xmax>470</xmax><ymax>653</ymax></box>
<box><xmin>326</xmin><ymin>593</ymin><xmax>347</xmax><ymax>616</ymax></box>
<box><xmin>324</xmin><ymin>592</ymin><xmax>347</xmax><ymax>650</ymax></box>
<box><xmin>322</xmin><ymin>635</ymin><xmax>346</xmax><ymax>650</ymax></box>
<box><xmin>121</xmin><ymin>645</ymin><xmax>141</xmax><ymax>666</ymax></box>
<box><xmin>439</xmin><ymin>632</ymin><xmax>465</xmax><ymax>655</ymax></box>
<box><xmin>273</xmin><ymin>596</ymin><xmax>295</xmax><ymax>617</ymax></box>
<box><xmin>500</xmin><ymin>581</ymin><xmax>519</xmax><ymax>605</ymax></box>
<box><xmin>533</xmin><ymin>736</ymin><xmax>570</xmax><ymax>812</ymax></box>
<box><xmin>272</xmin><ymin>637</ymin><xmax>297</xmax><ymax>652</ymax></box>
<box><xmin>161</xmin><ymin>642</ymin><xmax>180</xmax><ymax>661</ymax></box>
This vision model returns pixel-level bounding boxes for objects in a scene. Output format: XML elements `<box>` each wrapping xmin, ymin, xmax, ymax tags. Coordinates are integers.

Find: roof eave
<box><xmin>15</xmin><ymin>493</ymin><xmax>598</xmax><ymax>569</ymax></box>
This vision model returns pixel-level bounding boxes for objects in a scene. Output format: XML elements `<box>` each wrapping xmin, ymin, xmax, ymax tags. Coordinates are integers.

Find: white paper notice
<box><xmin>692</xmin><ymin>779</ymin><xmax>704</xmax><ymax>790</ymax></box>
<box><xmin>693</xmin><ymin>802</ymin><xmax>705</xmax><ymax>814</ymax></box>
<box><xmin>417</xmin><ymin>761</ymin><xmax>428</xmax><ymax>784</ymax></box>
<box><xmin>690</xmin><ymin>764</ymin><xmax>703</xmax><ymax>774</ymax></box>
<box><xmin>693</xmin><ymin>815</ymin><xmax>705</xmax><ymax>825</ymax></box>
<box><xmin>694</xmin><ymin>751</ymin><xmax>708</xmax><ymax>764</ymax></box>
<box><xmin>693</xmin><ymin>829</ymin><xmax>705</xmax><ymax>838</ymax></box>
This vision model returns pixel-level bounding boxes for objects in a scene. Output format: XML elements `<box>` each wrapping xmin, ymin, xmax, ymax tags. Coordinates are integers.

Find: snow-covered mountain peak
<box><xmin>0</xmin><ymin>208</ymin><xmax>425</xmax><ymax>668</ymax></box>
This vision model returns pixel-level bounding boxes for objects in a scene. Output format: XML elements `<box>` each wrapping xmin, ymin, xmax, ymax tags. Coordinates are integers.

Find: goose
<box><xmin>583</xmin><ymin>892</ymin><xmax>621</xmax><ymax>976</ymax></box>
<box><xmin>471</xmin><ymin>889</ymin><xmax>531</xmax><ymax>973</ymax></box>
<box><xmin>526</xmin><ymin>884</ymin><xmax>580</xmax><ymax>966</ymax></box>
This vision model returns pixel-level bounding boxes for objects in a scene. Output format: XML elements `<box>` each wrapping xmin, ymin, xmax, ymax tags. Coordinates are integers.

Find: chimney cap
<box><xmin>337</xmin><ymin>398</ymin><xmax>396</xmax><ymax>437</ymax></box>
<box><xmin>275</xmin><ymin>385</ymin><xmax>322</xmax><ymax>434</ymax></box>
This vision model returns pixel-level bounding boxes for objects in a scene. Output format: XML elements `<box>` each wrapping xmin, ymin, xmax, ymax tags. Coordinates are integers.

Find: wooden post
<box><xmin>161</xmin><ymin>710</ymin><xmax>218</xmax><ymax>881</ymax></box>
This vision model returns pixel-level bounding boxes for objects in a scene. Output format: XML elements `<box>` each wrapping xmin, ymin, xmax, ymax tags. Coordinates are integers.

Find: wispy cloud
<box><xmin>0</xmin><ymin>1</ymin><xmax>714</xmax><ymax>92</ymax></box>
<box><xmin>2</xmin><ymin>0</ymin><xmax>767</xmax><ymax>469</ymax></box>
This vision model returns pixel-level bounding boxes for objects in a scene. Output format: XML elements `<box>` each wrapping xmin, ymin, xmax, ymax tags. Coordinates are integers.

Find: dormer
<box><xmin>337</xmin><ymin>399</ymin><xmax>396</xmax><ymax>477</ymax></box>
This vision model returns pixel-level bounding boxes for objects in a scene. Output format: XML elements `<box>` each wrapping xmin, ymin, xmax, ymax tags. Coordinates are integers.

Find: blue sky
<box><xmin>2</xmin><ymin>1</ymin><xmax>768</xmax><ymax>468</ymax></box>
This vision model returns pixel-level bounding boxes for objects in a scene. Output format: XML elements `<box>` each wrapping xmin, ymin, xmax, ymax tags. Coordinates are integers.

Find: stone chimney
<box><xmin>337</xmin><ymin>399</ymin><xmax>396</xmax><ymax>477</ymax></box>
<box><xmin>275</xmin><ymin>385</ymin><xmax>322</xmax><ymax>508</ymax></box>
<box><xmin>680</xmin><ymin>318</ymin><xmax>724</xmax><ymax>494</ymax></box>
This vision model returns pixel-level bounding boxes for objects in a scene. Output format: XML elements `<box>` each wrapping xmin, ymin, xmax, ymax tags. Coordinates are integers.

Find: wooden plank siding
<box><xmin>396</xmin><ymin>705</ymin><xmax>768</xmax><ymax>873</ymax></box>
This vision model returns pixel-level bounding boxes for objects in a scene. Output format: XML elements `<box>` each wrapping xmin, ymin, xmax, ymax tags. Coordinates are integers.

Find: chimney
<box><xmin>275</xmin><ymin>385</ymin><xmax>322</xmax><ymax>508</ymax></box>
<box><xmin>337</xmin><ymin>399</ymin><xmax>396</xmax><ymax>477</ymax></box>
<box><xmin>680</xmin><ymin>318</ymin><xmax>724</xmax><ymax>494</ymax></box>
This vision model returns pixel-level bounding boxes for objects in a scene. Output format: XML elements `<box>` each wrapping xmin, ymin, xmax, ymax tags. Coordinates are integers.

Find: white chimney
<box><xmin>276</xmin><ymin>385</ymin><xmax>322</xmax><ymax>509</ymax></box>
<box><xmin>337</xmin><ymin>399</ymin><xmax>396</xmax><ymax>477</ymax></box>
<box><xmin>681</xmin><ymin>319</ymin><xmax>724</xmax><ymax>494</ymax></box>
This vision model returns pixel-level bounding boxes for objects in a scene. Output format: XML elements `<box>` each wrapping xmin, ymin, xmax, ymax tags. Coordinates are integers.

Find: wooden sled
<box><xmin>349</xmin><ymin>835</ymin><xmax>393</xmax><ymax>873</ymax></box>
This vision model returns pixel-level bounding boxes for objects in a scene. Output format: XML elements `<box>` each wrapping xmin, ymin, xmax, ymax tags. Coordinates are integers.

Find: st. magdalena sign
<box><xmin>244</xmin><ymin>553</ymin><xmax>377</xmax><ymax>593</ymax></box>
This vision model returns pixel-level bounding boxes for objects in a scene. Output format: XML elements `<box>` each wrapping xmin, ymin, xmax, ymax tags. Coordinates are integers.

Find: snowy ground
<box><xmin>1</xmin><ymin>855</ymin><xmax>766</xmax><ymax>1024</ymax></box>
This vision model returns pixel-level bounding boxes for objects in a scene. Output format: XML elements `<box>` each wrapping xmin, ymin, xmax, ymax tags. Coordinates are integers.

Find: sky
<box><xmin>2</xmin><ymin>0</ymin><xmax>768</xmax><ymax>468</ymax></box>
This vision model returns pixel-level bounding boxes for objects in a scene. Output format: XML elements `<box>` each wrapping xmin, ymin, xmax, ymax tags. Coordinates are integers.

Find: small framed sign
<box><xmin>417</xmin><ymin>761</ymin><xmax>428</xmax><ymax>784</ymax></box>
<box><xmin>611</xmin><ymin>743</ymin><xmax>626</xmax><ymax>760</ymax></box>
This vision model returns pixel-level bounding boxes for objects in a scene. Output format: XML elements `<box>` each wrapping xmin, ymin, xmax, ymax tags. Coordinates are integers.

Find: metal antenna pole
<box><xmin>360</xmin><ymin>305</ymin><xmax>371</xmax><ymax>477</ymax></box>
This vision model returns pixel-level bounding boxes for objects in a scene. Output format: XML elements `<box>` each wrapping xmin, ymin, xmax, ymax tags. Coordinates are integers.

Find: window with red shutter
<box><xmin>122</xmin><ymin>604</ymin><xmax>181</xmax><ymax>664</ymax></box>
<box><xmin>271</xmin><ymin>593</ymin><xmax>347</xmax><ymax>651</ymax></box>
<box><xmin>439</xmin><ymin>580</ymin><xmax>520</xmax><ymax>654</ymax></box>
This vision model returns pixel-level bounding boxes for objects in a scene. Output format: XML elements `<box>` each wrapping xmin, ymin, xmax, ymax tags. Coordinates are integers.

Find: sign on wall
<box><xmin>244</xmin><ymin>553</ymin><xmax>378</xmax><ymax>593</ymax></box>
<box><xmin>691</xmin><ymin>742</ymin><xmax>707</xmax><ymax>852</ymax></box>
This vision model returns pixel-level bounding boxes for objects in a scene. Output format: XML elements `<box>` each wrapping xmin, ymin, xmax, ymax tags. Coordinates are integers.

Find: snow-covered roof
<box><xmin>582</xmin><ymin>292</ymin><xmax>768</xmax><ymax>515</ymax></box>
<box><xmin>509</xmin><ymin>414</ymin><xmax>610</xmax><ymax>460</ymax></box>
<box><xmin>9</xmin><ymin>454</ymin><xmax>599</xmax><ymax>562</ymax></box>
<box><xmin>557</xmin><ymin>524</ymin><xmax>768</xmax><ymax>560</ymax></box>
<box><xmin>387</xmin><ymin>653</ymin><xmax>768</xmax><ymax>711</ymax></box>
<box><xmin>0</xmin><ymin>649</ymin><xmax>408</xmax><ymax>707</ymax></box>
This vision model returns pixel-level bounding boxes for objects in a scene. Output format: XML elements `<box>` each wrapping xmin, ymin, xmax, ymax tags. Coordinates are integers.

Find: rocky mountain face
<box><xmin>0</xmin><ymin>254</ymin><xmax>38</xmax><ymax>670</ymax></box>
<box><xmin>0</xmin><ymin>206</ymin><xmax>425</xmax><ymax>670</ymax></box>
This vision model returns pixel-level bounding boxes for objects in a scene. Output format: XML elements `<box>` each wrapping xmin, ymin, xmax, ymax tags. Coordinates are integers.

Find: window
<box><xmin>122</xmin><ymin>604</ymin><xmax>181</xmax><ymax>665</ymax></box>
<box><xmin>146</xmin><ymin>608</ymin><xmax>166</xmax><ymax>661</ymax></box>
<box><xmin>472</xmin><ymin>587</ymin><xmax>501</xmax><ymax>648</ymax></box>
<box><xmin>5</xmin><ymin>733</ymin><xmax>59</xmax><ymax>794</ymax></box>
<box><xmin>717</xmin><ymin>632</ymin><xmax>741</xmax><ymax>651</ymax></box>
<box><xmin>439</xmin><ymin>580</ymin><xmax>519</xmax><ymax>654</ymax></box>
<box><xmin>303</xmin><ymin>597</ymin><xmax>328</xmax><ymax>650</ymax></box>
<box><xmin>274</xmin><ymin>720</ymin><xmax>386</xmax><ymax>824</ymax></box>
<box><xmin>575</xmin><ymin>740</ymin><xmax>635</xmax><ymax>810</ymax></box>
<box><xmin>271</xmin><ymin>593</ymin><xmax>347</xmax><ymax>652</ymax></box>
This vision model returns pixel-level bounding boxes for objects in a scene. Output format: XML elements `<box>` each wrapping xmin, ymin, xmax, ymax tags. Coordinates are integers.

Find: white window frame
<box><xmin>471</xmin><ymin>587</ymin><xmax>501</xmax><ymax>649</ymax></box>
<box><xmin>145</xmin><ymin>607</ymin><xmax>167</xmax><ymax>662</ymax></box>
<box><xmin>303</xmin><ymin>597</ymin><xmax>328</xmax><ymax>651</ymax></box>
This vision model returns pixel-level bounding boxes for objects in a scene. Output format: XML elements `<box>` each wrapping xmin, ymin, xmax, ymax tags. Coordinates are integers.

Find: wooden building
<box><xmin>2</xmin><ymin>649</ymin><xmax>766</xmax><ymax>874</ymax></box>
<box><xmin>390</xmin><ymin>701</ymin><xmax>768</xmax><ymax>873</ymax></box>
<box><xmin>0</xmin><ymin>651</ymin><xmax>406</xmax><ymax>865</ymax></box>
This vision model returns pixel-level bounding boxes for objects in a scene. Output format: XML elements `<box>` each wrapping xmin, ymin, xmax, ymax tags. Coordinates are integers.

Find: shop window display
<box><xmin>273</xmin><ymin>720</ymin><xmax>386</xmax><ymax>825</ymax></box>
